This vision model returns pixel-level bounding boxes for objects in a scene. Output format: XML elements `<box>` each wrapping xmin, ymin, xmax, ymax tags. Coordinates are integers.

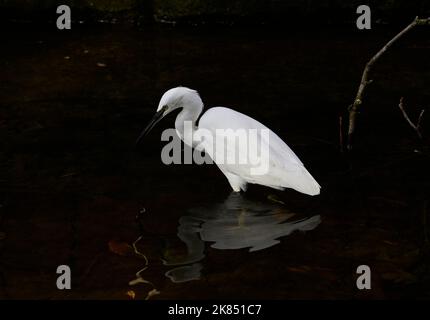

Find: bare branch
<box><xmin>398</xmin><ymin>97</ymin><xmax>424</xmax><ymax>139</ymax></box>
<box><xmin>417</xmin><ymin>109</ymin><xmax>425</xmax><ymax>131</ymax></box>
<box><xmin>398</xmin><ymin>97</ymin><xmax>417</xmax><ymax>130</ymax></box>
<box><xmin>347</xmin><ymin>16</ymin><xmax>430</xmax><ymax>150</ymax></box>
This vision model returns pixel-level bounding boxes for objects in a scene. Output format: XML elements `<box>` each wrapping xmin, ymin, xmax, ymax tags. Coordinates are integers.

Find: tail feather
<box><xmin>284</xmin><ymin>168</ymin><xmax>320</xmax><ymax>196</ymax></box>
<box><xmin>247</xmin><ymin>166</ymin><xmax>321</xmax><ymax>196</ymax></box>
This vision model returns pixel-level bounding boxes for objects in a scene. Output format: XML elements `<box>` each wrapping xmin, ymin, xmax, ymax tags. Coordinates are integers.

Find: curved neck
<box><xmin>175</xmin><ymin>105</ymin><xmax>203</xmax><ymax>147</ymax></box>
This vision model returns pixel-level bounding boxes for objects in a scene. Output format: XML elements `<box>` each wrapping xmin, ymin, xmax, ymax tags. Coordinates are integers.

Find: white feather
<box><xmin>198</xmin><ymin>107</ymin><xmax>321</xmax><ymax>195</ymax></box>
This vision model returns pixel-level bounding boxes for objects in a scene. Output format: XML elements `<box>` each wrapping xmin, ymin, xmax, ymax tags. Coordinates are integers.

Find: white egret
<box><xmin>136</xmin><ymin>87</ymin><xmax>320</xmax><ymax>195</ymax></box>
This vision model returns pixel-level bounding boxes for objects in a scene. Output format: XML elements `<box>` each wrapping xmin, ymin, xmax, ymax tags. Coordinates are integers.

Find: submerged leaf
<box><xmin>381</xmin><ymin>270</ymin><xmax>417</xmax><ymax>284</ymax></box>
<box><xmin>287</xmin><ymin>266</ymin><xmax>312</xmax><ymax>273</ymax></box>
<box><xmin>267</xmin><ymin>194</ymin><xmax>285</xmax><ymax>205</ymax></box>
<box><xmin>108</xmin><ymin>239</ymin><xmax>133</xmax><ymax>256</ymax></box>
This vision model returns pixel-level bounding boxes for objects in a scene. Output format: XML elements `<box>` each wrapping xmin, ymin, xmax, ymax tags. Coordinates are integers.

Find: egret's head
<box><xmin>136</xmin><ymin>87</ymin><xmax>202</xmax><ymax>145</ymax></box>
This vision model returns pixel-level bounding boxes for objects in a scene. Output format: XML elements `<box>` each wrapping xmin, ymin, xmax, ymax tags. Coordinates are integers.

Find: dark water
<box><xmin>0</xmin><ymin>24</ymin><xmax>429</xmax><ymax>299</ymax></box>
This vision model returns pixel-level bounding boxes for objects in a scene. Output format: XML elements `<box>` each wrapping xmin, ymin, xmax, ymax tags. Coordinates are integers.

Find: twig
<box><xmin>417</xmin><ymin>110</ymin><xmax>425</xmax><ymax>132</ymax></box>
<box><xmin>347</xmin><ymin>16</ymin><xmax>430</xmax><ymax>150</ymax></box>
<box><xmin>398</xmin><ymin>97</ymin><xmax>425</xmax><ymax>139</ymax></box>
<box><xmin>129</xmin><ymin>235</ymin><xmax>161</xmax><ymax>300</ymax></box>
<box><xmin>132</xmin><ymin>235</ymin><xmax>149</xmax><ymax>265</ymax></box>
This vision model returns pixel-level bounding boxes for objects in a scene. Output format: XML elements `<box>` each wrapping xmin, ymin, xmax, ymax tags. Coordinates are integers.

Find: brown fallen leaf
<box><xmin>60</xmin><ymin>172</ymin><xmax>77</xmax><ymax>178</ymax></box>
<box><xmin>126</xmin><ymin>290</ymin><xmax>136</xmax><ymax>299</ymax></box>
<box><xmin>383</xmin><ymin>240</ymin><xmax>396</xmax><ymax>246</ymax></box>
<box><xmin>287</xmin><ymin>266</ymin><xmax>312</xmax><ymax>273</ymax></box>
<box><xmin>108</xmin><ymin>239</ymin><xmax>133</xmax><ymax>256</ymax></box>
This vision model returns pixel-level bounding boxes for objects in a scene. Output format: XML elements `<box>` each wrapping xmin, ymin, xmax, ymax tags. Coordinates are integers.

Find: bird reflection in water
<box><xmin>163</xmin><ymin>193</ymin><xmax>321</xmax><ymax>283</ymax></box>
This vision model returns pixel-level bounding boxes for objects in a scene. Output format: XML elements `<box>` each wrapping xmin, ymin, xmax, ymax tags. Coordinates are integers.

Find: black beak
<box><xmin>135</xmin><ymin>106</ymin><xmax>167</xmax><ymax>146</ymax></box>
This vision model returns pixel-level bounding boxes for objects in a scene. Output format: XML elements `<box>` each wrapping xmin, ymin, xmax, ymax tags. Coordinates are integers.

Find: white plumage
<box><xmin>137</xmin><ymin>87</ymin><xmax>321</xmax><ymax>195</ymax></box>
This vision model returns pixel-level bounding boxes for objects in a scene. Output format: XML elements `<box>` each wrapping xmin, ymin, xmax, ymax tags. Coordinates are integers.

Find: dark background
<box><xmin>0</xmin><ymin>0</ymin><xmax>429</xmax><ymax>26</ymax></box>
<box><xmin>0</xmin><ymin>0</ymin><xmax>429</xmax><ymax>300</ymax></box>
